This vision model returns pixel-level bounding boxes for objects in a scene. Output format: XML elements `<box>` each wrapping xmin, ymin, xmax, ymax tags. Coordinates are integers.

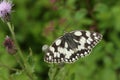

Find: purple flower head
<box><xmin>4</xmin><ymin>36</ymin><xmax>17</xmax><ymax>55</ymax></box>
<box><xmin>0</xmin><ymin>0</ymin><xmax>13</xmax><ymax>21</ymax></box>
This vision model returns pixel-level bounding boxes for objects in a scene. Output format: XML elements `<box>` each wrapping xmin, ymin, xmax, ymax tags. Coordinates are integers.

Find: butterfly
<box><xmin>43</xmin><ymin>30</ymin><xmax>102</xmax><ymax>63</ymax></box>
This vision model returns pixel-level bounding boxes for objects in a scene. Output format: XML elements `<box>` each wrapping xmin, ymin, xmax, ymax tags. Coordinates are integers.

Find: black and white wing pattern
<box><xmin>43</xmin><ymin>30</ymin><xmax>102</xmax><ymax>63</ymax></box>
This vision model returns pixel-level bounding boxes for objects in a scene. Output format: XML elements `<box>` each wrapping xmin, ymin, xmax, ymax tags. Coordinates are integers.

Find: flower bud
<box><xmin>4</xmin><ymin>36</ymin><xmax>17</xmax><ymax>54</ymax></box>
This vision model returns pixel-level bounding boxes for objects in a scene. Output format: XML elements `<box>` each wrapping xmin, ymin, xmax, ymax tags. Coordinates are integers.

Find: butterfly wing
<box><xmin>44</xmin><ymin>30</ymin><xmax>102</xmax><ymax>63</ymax></box>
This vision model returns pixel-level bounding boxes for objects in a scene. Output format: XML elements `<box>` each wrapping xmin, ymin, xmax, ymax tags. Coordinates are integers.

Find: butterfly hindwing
<box><xmin>44</xmin><ymin>30</ymin><xmax>102</xmax><ymax>63</ymax></box>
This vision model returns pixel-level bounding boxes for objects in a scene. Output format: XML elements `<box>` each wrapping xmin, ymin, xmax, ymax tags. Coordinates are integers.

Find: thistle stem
<box><xmin>7</xmin><ymin>22</ymin><xmax>25</xmax><ymax>63</ymax></box>
<box><xmin>6</xmin><ymin>22</ymin><xmax>34</xmax><ymax>80</ymax></box>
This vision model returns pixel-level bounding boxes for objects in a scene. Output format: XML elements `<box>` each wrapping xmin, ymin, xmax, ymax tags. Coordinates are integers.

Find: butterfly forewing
<box><xmin>44</xmin><ymin>30</ymin><xmax>102</xmax><ymax>63</ymax></box>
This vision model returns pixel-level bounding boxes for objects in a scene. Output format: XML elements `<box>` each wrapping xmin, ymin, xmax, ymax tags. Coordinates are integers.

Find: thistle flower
<box><xmin>4</xmin><ymin>36</ymin><xmax>17</xmax><ymax>54</ymax></box>
<box><xmin>50</xmin><ymin>0</ymin><xmax>57</xmax><ymax>4</ymax></box>
<box><xmin>0</xmin><ymin>0</ymin><xmax>13</xmax><ymax>21</ymax></box>
<box><xmin>43</xmin><ymin>21</ymin><xmax>55</xmax><ymax>36</ymax></box>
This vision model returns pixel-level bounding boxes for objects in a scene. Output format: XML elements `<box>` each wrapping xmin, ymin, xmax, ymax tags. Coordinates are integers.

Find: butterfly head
<box><xmin>42</xmin><ymin>44</ymin><xmax>49</xmax><ymax>52</ymax></box>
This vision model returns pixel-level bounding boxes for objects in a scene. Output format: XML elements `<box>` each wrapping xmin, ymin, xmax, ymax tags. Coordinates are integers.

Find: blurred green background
<box><xmin>0</xmin><ymin>0</ymin><xmax>120</xmax><ymax>80</ymax></box>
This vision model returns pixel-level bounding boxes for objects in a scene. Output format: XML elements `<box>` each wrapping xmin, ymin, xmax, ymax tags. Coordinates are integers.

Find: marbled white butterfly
<box><xmin>43</xmin><ymin>30</ymin><xmax>102</xmax><ymax>63</ymax></box>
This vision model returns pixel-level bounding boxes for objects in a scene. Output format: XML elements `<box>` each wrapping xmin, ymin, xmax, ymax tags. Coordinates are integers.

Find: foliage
<box><xmin>0</xmin><ymin>0</ymin><xmax>120</xmax><ymax>80</ymax></box>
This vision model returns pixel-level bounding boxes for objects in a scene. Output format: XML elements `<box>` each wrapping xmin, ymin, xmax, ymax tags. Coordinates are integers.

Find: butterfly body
<box><xmin>43</xmin><ymin>30</ymin><xmax>102</xmax><ymax>63</ymax></box>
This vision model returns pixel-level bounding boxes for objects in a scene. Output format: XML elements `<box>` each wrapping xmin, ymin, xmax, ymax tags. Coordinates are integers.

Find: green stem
<box><xmin>7</xmin><ymin>22</ymin><xmax>25</xmax><ymax>63</ymax></box>
<box><xmin>49</xmin><ymin>64</ymin><xmax>58</xmax><ymax>80</ymax></box>
<box><xmin>0</xmin><ymin>62</ymin><xmax>18</xmax><ymax>71</ymax></box>
<box><xmin>6</xmin><ymin>22</ymin><xmax>34</xmax><ymax>80</ymax></box>
<box><xmin>49</xmin><ymin>64</ymin><xmax>63</xmax><ymax>80</ymax></box>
